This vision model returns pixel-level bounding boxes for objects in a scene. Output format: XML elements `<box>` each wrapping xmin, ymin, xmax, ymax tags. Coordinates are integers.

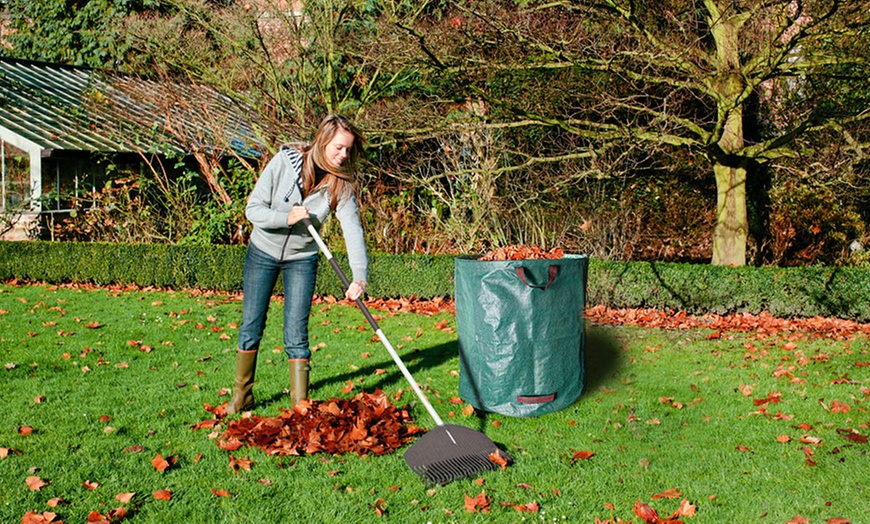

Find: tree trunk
<box><xmin>712</xmin><ymin>159</ymin><xmax>747</xmax><ymax>266</ymax></box>
<box><xmin>710</xmin><ymin>5</ymin><xmax>748</xmax><ymax>266</ymax></box>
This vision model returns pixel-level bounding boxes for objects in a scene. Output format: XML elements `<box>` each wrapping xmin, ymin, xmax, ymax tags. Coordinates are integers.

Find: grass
<box><xmin>1</xmin><ymin>282</ymin><xmax>869</xmax><ymax>523</ymax></box>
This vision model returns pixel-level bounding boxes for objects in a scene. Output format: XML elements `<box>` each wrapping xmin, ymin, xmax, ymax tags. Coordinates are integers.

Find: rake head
<box><xmin>404</xmin><ymin>424</ymin><xmax>513</xmax><ymax>486</ymax></box>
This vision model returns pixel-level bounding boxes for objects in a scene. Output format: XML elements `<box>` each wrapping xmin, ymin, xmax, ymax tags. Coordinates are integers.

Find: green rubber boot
<box><xmin>226</xmin><ymin>349</ymin><xmax>257</xmax><ymax>414</ymax></box>
<box><xmin>288</xmin><ymin>359</ymin><xmax>310</xmax><ymax>406</ymax></box>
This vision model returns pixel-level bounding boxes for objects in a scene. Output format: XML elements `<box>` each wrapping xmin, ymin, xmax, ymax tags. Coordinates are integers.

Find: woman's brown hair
<box><xmin>299</xmin><ymin>114</ymin><xmax>365</xmax><ymax>210</ymax></box>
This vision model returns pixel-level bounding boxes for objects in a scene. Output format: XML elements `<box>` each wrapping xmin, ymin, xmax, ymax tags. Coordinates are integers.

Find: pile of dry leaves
<box><xmin>202</xmin><ymin>391</ymin><xmax>424</xmax><ymax>457</ymax></box>
<box><xmin>478</xmin><ymin>244</ymin><xmax>565</xmax><ymax>261</ymax></box>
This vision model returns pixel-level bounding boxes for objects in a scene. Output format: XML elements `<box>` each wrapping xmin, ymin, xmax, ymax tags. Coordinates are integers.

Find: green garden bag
<box><xmin>455</xmin><ymin>254</ymin><xmax>588</xmax><ymax>417</ymax></box>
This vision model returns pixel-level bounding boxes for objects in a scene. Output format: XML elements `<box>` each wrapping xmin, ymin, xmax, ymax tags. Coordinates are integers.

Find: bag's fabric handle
<box><xmin>517</xmin><ymin>393</ymin><xmax>557</xmax><ymax>404</ymax></box>
<box><xmin>515</xmin><ymin>265</ymin><xmax>559</xmax><ymax>290</ymax></box>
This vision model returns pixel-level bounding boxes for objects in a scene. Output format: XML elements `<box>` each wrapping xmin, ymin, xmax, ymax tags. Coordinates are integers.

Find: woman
<box><xmin>227</xmin><ymin>114</ymin><xmax>368</xmax><ymax>414</ymax></box>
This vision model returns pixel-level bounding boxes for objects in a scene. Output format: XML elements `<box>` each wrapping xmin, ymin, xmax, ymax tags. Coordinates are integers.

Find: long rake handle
<box><xmin>302</xmin><ymin>218</ymin><xmax>445</xmax><ymax>427</ymax></box>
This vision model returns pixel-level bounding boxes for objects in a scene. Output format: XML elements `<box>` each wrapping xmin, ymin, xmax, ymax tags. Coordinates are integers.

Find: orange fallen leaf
<box><xmin>229</xmin><ymin>455</ymin><xmax>254</xmax><ymax>473</ymax></box>
<box><xmin>572</xmin><ymin>450</ymin><xmax>595</xmax><ymax>462</ymax></box>
<box><xmin>633</xmin><ymin>500</ymin><xmax>659</xmax><ymax>523</ymax></box>
<box><xmin>18</xmin><ymin>425</ymin><xmax>34</xmax><ymax>436</ymax></box>
<box><xmin>21</xmin><ymin>510</ymin><xmax>60</xmax><ymax>523</ymax></box>
<box><xmin>341</xmin><ymin>380</ymin><xmax>354</xmax><ymax>394</ymax></box>
<box><xmin>115</xmin><ymin>492</ymin><xmax>135</xmax><ymax>504</ymax></box>
<box><xmin>651</xmin><ymin>488</ymin><xmax>682</xmax><ymax>499</ymax></box>
<box><xmin>464</xmin><ymin>491</ymin><xmax>491</xmax><ymax>513</ymax></box>
<box><xmin>670</xmin><ymin>498</ymin><xmax>697</xmax><ymax>518</ymax></box>
<box><xmin>106</xmin><ymin>507</ymin><xmax>128</xmax><ymax>520</ymax></box>
<box><xmin>153</xmin><ymin>489</ymin><xmax>172</xmax><ymax>500</ymax></box>
<box><xmin>26</xmin><ymin>476</ymin><xmax>49</xmax><ymax>491</ymax></box>
<box><xmin>212</xmin><ymin>488</ymin><xmax>231</xmax><ymax>498</ymax></box>
<box><xmin>488</xmin><ymin>450</ymin><xmax>509</xmax><ymax>469</ymax></box>
<box><xmin>151</xmin><ymin>454</ymin><xmax>170</xmax><ymax>472</ymax></box>
<box><xmin>753</xmin><ymin>391</ymin><xmax>782</xmax><ymax>406</ymax></box>
<box><xmin>513</xmin><ymin>501</ymin><xmax>539</xmax><ymax>513</ymax></box>
<box><xmin>830</xmin><ymin>400</ymin><xmax>851</xmax><ymax>413</ymax></box>
<box><xmin>1</xmin><ymin>447</ymin><xmax>21</xmax><ymax>458</ymax></box>
<box><xmin>462</xmin><ymin>404</ymin><xmax>475</xmax><ymax>416</ymax></box>
<box><xmin>372</xmin><ymin>498</ymin><xmax>387</xmax><ymax>516</ymax></box>
<box><xmin>83</xmin><ymin>479</ymin><xmax>99</xmax><ymax>490</ymax></box>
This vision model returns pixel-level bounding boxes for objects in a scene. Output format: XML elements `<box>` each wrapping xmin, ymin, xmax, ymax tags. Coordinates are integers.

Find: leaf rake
<box><xmin>302</xmin><ymin>218</ymin><xmax>513</xmax><ymax>485</ymax></box>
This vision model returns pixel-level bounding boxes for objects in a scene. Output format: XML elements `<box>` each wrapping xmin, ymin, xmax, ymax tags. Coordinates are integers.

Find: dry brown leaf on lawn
<box><xmin>83</xmin><ymin>479</ymin><xmax>99</xmax><ymax>490</ymax></box>
<box><xmin>218</xmin><ymin>437</ymin><xmax>244</xmax><ymax>451</ymax></box>
<box><xmin>229</xmin><ymin>455</ymin><xmax>254</xmax><ymax>473</ymax></box>
<box><xmin>190</xmin><ymin>418</ymin><xmax>220</xmax><ymax>431</ymax></box>
<box><xmin>830</xmin><ymin>400</ymin><xmax>851</xmax><ymax>413</ymax></box>
<box><xmin>115</xmin><ymin>492</ymin><xmax>135</xmax><ymax>504</ymax></box>
<box><xmin>372</xmin><ymin>498</ymin><xmax>387</xmax><ymax>517</ymax></box>
<box><xmin>464</xmin><ymin>491</ymin><xmax>491</xmax><ymax>513</ymax></box>
<box><xmin>25</xmin><ymin>476</ymin><xmax>49</xmax><ymax>491</ymax></box>
<box><xmin>753</xmin><ymin>391</ymin><xmax>782</xmax><ymax>406</ymax></box>
<box><xmin>670</xmin><ymin>498</ymin><xmax>697</xmax><ymax>518</ymax></box>
<box><xmin>652</xmin><ymin>488</ymin><xmax>683</xmax><ymax>499</ymax></box>
<box><xmin>513</xmin><ymin>501</ymin><xmax>540</xmax><ymax>513</ymax></box>
<box><xmin>572</xmin><ymin>450</ymin><xmax>595</xmax><ymax>463</ymax></box>
<box><xmin>153</xmin><ymin>489</ymin><xmax>172</xmax><ymax>500</ymax></box>
<box><xmin>21</xmin><ymin>510</ymin><xmax>60</xmax><ymax>524</ymax></box>
<box><xmin>151</xmin><ymin>453</ymin><xmax>170</xmax><ymax>472</ymax></box>
<box><xmin>106</xmin><ymin>507</ymin><xmax>128</xmax><ymax>521</ymax></box>
<box><xmin>837</xmin><ymin>428</ymin><xmax>868</xmax><ymax>444</ymax></box>
<box><xmin>633</xmin><ymin>500</ymin><xmax>660</xmax><ymax>523</ymax></box>
<box><xmin>1</xmin><ymin>447</ymin><xmax>22</xmax><ymax>458</ymax></box>
<box><xmin>488</xmin><ymin>450</ymin><xmax>509</xmax><ymax>469</ymax></box>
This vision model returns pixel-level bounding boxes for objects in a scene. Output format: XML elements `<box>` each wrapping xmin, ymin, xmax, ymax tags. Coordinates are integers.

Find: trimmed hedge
<box><xmin>590</xmin><ymin>260</ymin><xmax>870</xmax><ymax>321</ymax></box>
<box><xmin>0</xmin><ymin>241</ymin><xmax>453</xmax><ymax>299</ymax></box>
<box><xmin>3</xmin><ymin>241</ymin><xmax>870</xmax><ymax>321</ymax></box>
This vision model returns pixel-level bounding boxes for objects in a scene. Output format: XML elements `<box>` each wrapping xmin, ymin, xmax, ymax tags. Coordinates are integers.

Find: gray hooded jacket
<box><xmin>245</xmin><ymin>146</ymin><xmax>368</xmax><ymax>283</ymax></box>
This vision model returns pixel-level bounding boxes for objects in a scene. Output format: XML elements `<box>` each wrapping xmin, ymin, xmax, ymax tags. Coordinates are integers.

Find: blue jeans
<box><xmin>238</xmin><ymin>243</ymin><xmax>318</xmax><ymax>360</ymax></box>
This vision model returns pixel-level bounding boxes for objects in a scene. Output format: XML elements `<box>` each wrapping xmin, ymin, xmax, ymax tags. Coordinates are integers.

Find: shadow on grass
<box><xmin>260</xmin><ymin>322</ymin><xmax>624</xmax><ymax>441</ymax></box>
<box><xmin>584</xmin><ymin>323</ymin><xmax>626</xmax><ymax>392</ymax></box>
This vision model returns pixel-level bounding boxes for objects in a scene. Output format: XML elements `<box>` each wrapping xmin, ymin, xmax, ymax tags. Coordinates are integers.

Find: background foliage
<box><xmin>2</xmin><ymin>0</ymin><xmax>869</xmax><ymax>267</ymax></box>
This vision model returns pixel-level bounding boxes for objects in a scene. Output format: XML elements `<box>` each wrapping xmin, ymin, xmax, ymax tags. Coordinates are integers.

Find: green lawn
<box><xmin>1</xmin><ymin>283</ymin><xmax>868</xmax><ymax>523</ymax></box>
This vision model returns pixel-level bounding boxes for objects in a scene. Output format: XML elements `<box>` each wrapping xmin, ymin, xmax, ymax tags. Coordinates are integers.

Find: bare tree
<box><xmin>390</xmin><ymin>0</ymin><xmax>870</xmax><ymax>265</ymax></box>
